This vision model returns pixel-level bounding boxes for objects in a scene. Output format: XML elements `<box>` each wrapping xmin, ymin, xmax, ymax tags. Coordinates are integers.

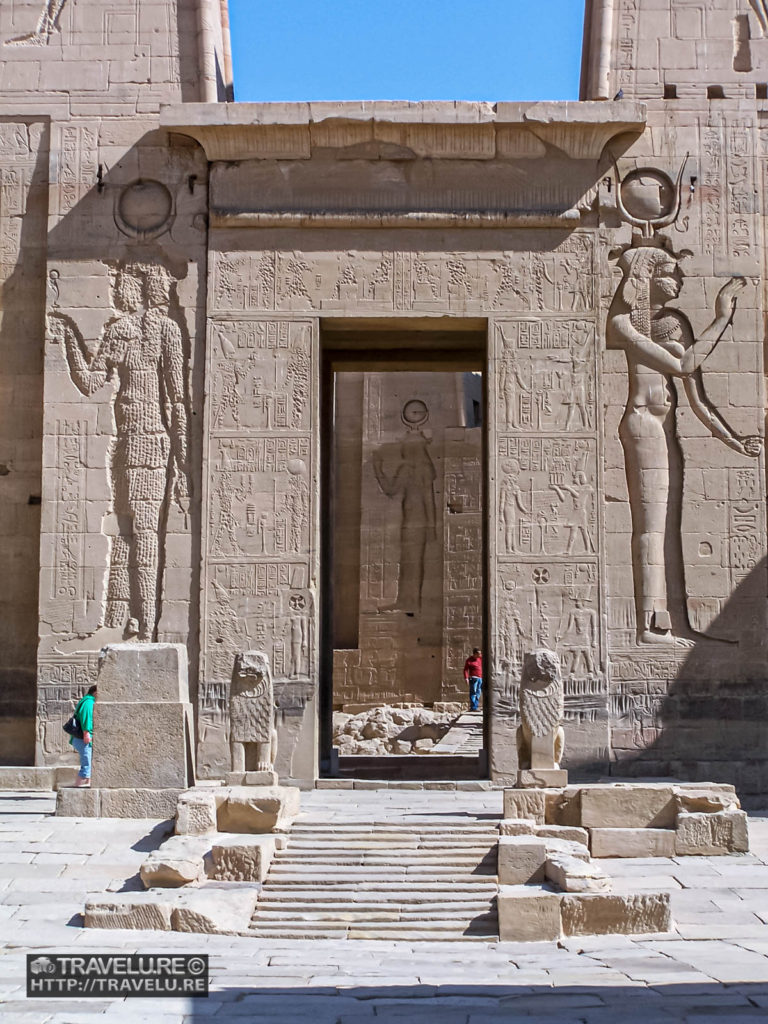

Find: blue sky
<box><xmin>229</xmin><ymin>1</ymin><xmax>586</xmax><ymax>103</ymax></box>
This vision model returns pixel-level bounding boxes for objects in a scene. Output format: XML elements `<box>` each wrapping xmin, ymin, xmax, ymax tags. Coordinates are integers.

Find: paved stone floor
<box><xmin>2</xmin><ymin>789</ymin><xmax>768</xmax><ymax>1022</ymax></box>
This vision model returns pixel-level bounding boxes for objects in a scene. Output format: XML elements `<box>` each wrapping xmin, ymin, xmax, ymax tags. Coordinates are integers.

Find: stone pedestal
<box><xmin>517</xmin><ymin>768</ymin><xmax>569</xmax><ymax>789</ymax></box>
<box><xmin>57</xmin><ymin>644</ymin><xmax>194</xmax><ymax>818</ymax></box>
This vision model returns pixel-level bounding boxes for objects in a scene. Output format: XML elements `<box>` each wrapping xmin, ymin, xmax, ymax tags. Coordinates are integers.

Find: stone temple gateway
<box><xmin>1</xmin><ymin>0</ymin><xmax>768</xmax><ymax>798</ymax></box>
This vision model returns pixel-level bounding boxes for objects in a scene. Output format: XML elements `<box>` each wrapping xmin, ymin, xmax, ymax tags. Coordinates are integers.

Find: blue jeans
<box><xmin>468</xmin><ymin>677</ymin><xmax>483</xmax><ymax>711</ymax></box>
<box><xmin>71</xmin><ymin>737</ymin><xmax>92</xmax><ymax>779</ymax></box>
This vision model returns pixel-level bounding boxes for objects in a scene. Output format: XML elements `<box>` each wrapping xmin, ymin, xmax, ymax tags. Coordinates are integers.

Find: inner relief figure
<box><xmin>372</xmin><ymin>399</ymin><xmax>436</xmax><ymax>614</ymax></box>
<box><xmin>49</xmin><ymin>262</ymin><xmax>191</xmax><ymax>642</ymax></box>
<box><xmin>606</xmin><ymin>241</ymin><xmax>762</xmax><ymax>648</ymax></box>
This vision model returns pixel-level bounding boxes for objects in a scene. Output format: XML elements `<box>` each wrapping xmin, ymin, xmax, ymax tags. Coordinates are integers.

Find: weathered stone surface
<box><xmin>171</xmin><ymin>888</ymin><xmax>259</xmax><ymax>935</ymax></box>
<box><xmin>216</xmin><ymin>786</ymin><xmax>301</xmax><ymax>834</ymax></box>
<box><xmin>675</xmin><ymin>810</ymin><xmax>749</xmax><ymax>856</ymax></box>
<box><xmin>579</xmin><ymin>785</ymin><xmax>676</xmax><ymax>829</ymax></box>
<box><xmin>209</xmin><ymin>834</ymin><xmax>277</xmax><ymax>882</ymax></box>
<box><xmin>99</xmin><ymin>789</ymin><xmax>182</xmax><ymax>820</ymax></box>
<box><xmin>517</xmin><ymin>769</ymin><xmax>568</xmax><ymax>789</ymax></box>
<box><xmin>56</xmin><ymin>787</ymin><xmax>100</xmax><ymax>817</ymax></box>
<box><xmin>503</xmin><ymin>789</ymin><xmax>553</xmax><ymax>824</ymax></box>
<box><xmin>140</xmin><ymin>836</ymin><xmax>209</xmax><ymax>888</ymax></box>
<box><xmin>547</xmin><ymin>787</ymin><xmax>582</xmax><ymax>827</ymax></box>
<box><xmin>175</xmin><ymin>789</ymin><xmax>218</xmax><ymax>836</ymax></box>
<box><xmin>497</xmin><ymin>886</ymin><xmax>562</xmax><ymax>942</ymax></box>
<box><xmin>542</xmin><ymin>837</ymin><xmax>591</xmax><ymax>863</ymax></box>
<box><xmin>545</xmin><ymin>854</ymin><xmax>611</xmax><ymax>893</ymax></box>
<box><xmin>93</xmin><ymin>702</ymin><xmax>191</xmax><ymax>790</ymax></box>
<box><xmin>84</xmin><ymin>893</ymin><xmax>173</xmax><ymax>931</ymax></box>
<box><xmin>96</xmin><ymin>644</ymin><xmax>189</xmax><ymax>703</ymax></box>
<box><xmin>0</xmin><ymin>767</ymin><xmax>55</xmax><ymax>790</ymax></box>
<box><xmin>590</xmin><ymin>827</ymin><xmax>676</xmax><ymax>859</ymax></box>
<box><xmin>560</xmin><ymin>893</ymin><xmax>671</xmax><ymax>937</ymax></box>
<box><xmin>536</xmin><ymin>824</ymin><xmax>588</xmax><ymax>847</ymax></box>
<box><xmin>673</xmin><ymin>784</ymin><xmax>740</xmax><ymax>814</ymax></box>
<box><xmin>497</xmin><ymin>835</ymin><xmax>547</xmax><ymax>885</ymax></box>
<box><xmin>499</xmin><ymin>818</ymin><xmax>536</xmax><ymax>837</ymax></box>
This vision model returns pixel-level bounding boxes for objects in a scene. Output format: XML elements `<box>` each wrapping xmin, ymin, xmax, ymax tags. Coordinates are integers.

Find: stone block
<box><xmin>171</xmin><ymin>888</ymin><xmax>259</xmax><ymax>935</ymax></box>
<box><xmin>216</xmin><ymin>786</ymin><xmax>301</xmax><ymax>834</ymax></box>
<box><xmin>503</xmin><ymin>788</ymin><xmax>555</xmax><ymax>824</ymax></box>
<box><xmin>175</xmin><ymin>789</ymin><xmax>218</xmax><ymax>835</ymax></box>
<box><xmin>56</xmin><ymin>787</ymin><xmax>100</xmax><ymax>817</ymax></box>
<box><xmin>0</xmin><ymin>767</ymin><xmax>55</xmax><ymax>790</ymax></box>
<box><xmin>545</xmin><ymin>854</ymin><xmax>611</xmax><ymax>893</ymax></box>
<box><xmin>96</xmin><ymin>643</ymin><xmax>189</xmax><ymax>703</ymax></box>
<box><xmin>140</xmin><ymin>836</ymin><xmax>209</xmax><ymax>888</ymax></box>
<box><xmin>498</xmin><ymin>835</ymin><xmax>547</xmax><ymax>885</ymax></box>
<box><xmin>209</xmin><ymin>835</ymin><xmax>277</xmax><ymax>882</ymax></box>
<box><xmin>547</xmin><ymin>786</ymin><xmax>582</xmax><ymax>826</ymax></box>
<box><xmin>226</xmin><ymin>770</ymin><xmax>278</xmax><ymax>787</ymax></box>
<box><xmin>499</xmin><ymin>818</ymin><xmax>536</xmax><ymax>836</ymax></box>
<box><xmin>99</xmin><ymin>789</ymin><xmax>182</xmax><ymax>819</ymax></box>
<box><xmin>579</xmin><ymin>785</ymin><xmax>676</xmax><ymax>829</ymax></box>
<box><xmin>590</xmin><ymin>827</ymin><xmax>676</xmax><ymax>858</ymax></box>
<box><xmin>517</xmin><ymin>769</ymin><xmax>568</xmax><ymax>789</ymax></box>
<box><xmin>675</xmin><ymin>810</ymin><xmax>749</xmax><ymax>855</ymax></box>
<box><xmin>84</xmin><ymin>893</ymin><xmax>173</xmax><ymax>931</ymax></box>
<box><xmin>560</xmin><ymin>893</ymin><xmax>671</xmax><ymax>936</ymax></box>
<box><xmin>497</xmin><ymin>886</ymin><xmax>562</xmax><ymax>942</ymax></box>
<box><xmin>542</xmin><ymin>837</ymin><xmax>590</xmax><ymax>862</ymax></box>
<box><xmin>535</xmin><ymin>824</ymin><xmax>588</xmax><ymax>847</ymax></box>
<box><xmin>673</xmin><ymin>784</ymin><xmax>740</xmax><ymax>814</ymax></box>
<box><xmin>93</xmin><ymin>702</ymin><xmax>191</xmax><ymax>790</ymax></box>
<box><xmin>54</xmin><ymin>767</ymin><xmax>78</xmax><ymax>789</ymax></box>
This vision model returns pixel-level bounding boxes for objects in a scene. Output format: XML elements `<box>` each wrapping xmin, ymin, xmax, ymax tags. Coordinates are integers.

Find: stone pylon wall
<box><xmin>0</xmin><ymin>0</ymin><xmax>231</xmax><ymax>766</ymax></box>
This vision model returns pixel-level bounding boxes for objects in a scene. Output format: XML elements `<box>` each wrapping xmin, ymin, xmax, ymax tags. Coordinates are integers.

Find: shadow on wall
<box><xmin>611</xmin><ymin>556</ymin><xmax>768</xmax><ymax>801</ymax></box>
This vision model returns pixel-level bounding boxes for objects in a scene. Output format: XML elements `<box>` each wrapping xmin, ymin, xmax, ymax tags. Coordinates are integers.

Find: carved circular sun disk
<box><xmin>620</xmin><ymin>168</ymin><xmax>676</xmax><ymax>222</ymax></box>
<box><xmin>401</xmin><ymin>399</ymin><xmax>429</xmax><ymax>427</ymax></box>
<box><xmin>116</xmin><ymin>179</ymin><xmax>173</xmax><ymax>239</ymax></box>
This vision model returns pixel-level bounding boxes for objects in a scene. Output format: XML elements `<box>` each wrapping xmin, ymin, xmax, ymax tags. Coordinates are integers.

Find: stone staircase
<box><xmin>248</xmin><ymin>811</ymin><xmax>499</xmax><ymax>940</ymax></box>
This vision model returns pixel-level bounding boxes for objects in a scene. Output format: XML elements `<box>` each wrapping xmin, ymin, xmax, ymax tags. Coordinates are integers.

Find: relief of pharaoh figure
<box><xmin>606</xmin><ymin>241</ymin><xmax>762</xmax><ymax>647</ymax></box>
<box><xmin>49</xmin><ymin>262</ymin><xmax>190</xmax><ymax>641</ymax></box>
<box><xmin>372</xmin><ymin>399</ymin><xmax>437</xmax><ymax>614</ymax></box>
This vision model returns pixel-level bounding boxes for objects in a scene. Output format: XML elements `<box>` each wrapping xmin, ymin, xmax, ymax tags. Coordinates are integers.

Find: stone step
<box><xmin>255</xmin><ymin>900</ymin><xmax>494</xmax><ymax>913</ymax></box>
<box><xmin>286</xmin><ymin>837</ymin><xmax>497</xmax><ymax>847</ymax></box>
<box><xmin>259</xmin><ymin>889</ymin><xmax>497</xmax><ymax>903</ymax></box>
<box><xmin>274</xmin><ymin>852</ymin><xmax>495</xmax><ymax>864</ymax></box>
<box><xmin>264</xmin><ymin>877</ymin><xmax>498</xmax><ymax>888</ymax></box>
<box><xmin>253</xmin><ymin>908</ymin><xmax>497</xmax><ymax>922</ymax></box>
<box><xmin>247</xmin><ymin>923</ymin><xmax>498</xmax><ymax>941</ymax></box>
<box><xmin>269</xmin><ymin>865</ymin><xmax>497</xmax><ymax>877</ymax></box>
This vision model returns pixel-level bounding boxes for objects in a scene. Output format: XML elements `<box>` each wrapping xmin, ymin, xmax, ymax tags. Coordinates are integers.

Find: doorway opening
<box><xmin>320</xmin><ymin>325</ymin><xmax>487</xmax><ymax>780</ymax></box>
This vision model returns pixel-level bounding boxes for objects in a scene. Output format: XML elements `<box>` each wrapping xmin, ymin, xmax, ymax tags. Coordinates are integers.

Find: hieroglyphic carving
<box><xmin>497</xmin><ymin>320</ymin><xmax>596</xmax><ymax>432</ymax></box>
<box><xmin>606</xmin><ymin>239</ymin><xmax>762</xmax><ymax>648</ymax></box>
<box><xmin>54</xmin><ymin>123</ymin><xmax>97</xmax><ymax>217</ymax></box>
<box><xmin>200</xmin><ymin>313</ymin><xmax>316</xmax><ymax>773</ymax></box>
<box><xmin>702</xmin><ymin>122</ymin><xmax>724</xmax><ymax>256</ymax></box>
<box><xmin>496</xmin><ymin>438</ymin><xmax>597</xmax><ymax>558</ymax></box>
<box><xmin>209</xmin><ymin>237</ymin><xmax>595</xmax><ymax>315</ymax></box>
<box><xmin>496</xmin><ymin>561</ymin><xmax>601</xmax><ymax>713</ymax></box>
<box><xmin>210</xmin><ymin>320</ymin><xmax>312</xmax><ymax>432</ymax></box>
<box><xmin>51</xmin><ymin>419</ymin><xmax>88</xmax><ymax>609</ymax></box>
<box><xmin>726</xmin><ymin>119</ymin><xmax>757</xmax><ymax>259</ymax></box>
<box><xmin>35</xmin><ymin>655</ymin><xmax>99</xmax><ymax>762</ymax></box>
<box><xmin>49</xmin><ymin>262</ymin><xmax>191</xmax><ymax>641</ymax></box>
<box><xmin>615</xmin><ymin>0</ymin><xmax>639</xmax><ymax>92</ymax></box>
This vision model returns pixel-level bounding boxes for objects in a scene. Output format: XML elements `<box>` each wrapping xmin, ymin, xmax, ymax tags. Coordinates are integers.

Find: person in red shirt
<box><xmin>464</xmin><ymin>648</ymin><xmax>483</xmax><ymax>711</ymax></box>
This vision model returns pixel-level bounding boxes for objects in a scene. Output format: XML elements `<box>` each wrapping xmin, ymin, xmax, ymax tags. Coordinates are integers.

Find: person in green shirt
<box><xmin>70</xmin><ymin>685</ymin><xmax>96</xmax><ymax>788</ymax></box>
